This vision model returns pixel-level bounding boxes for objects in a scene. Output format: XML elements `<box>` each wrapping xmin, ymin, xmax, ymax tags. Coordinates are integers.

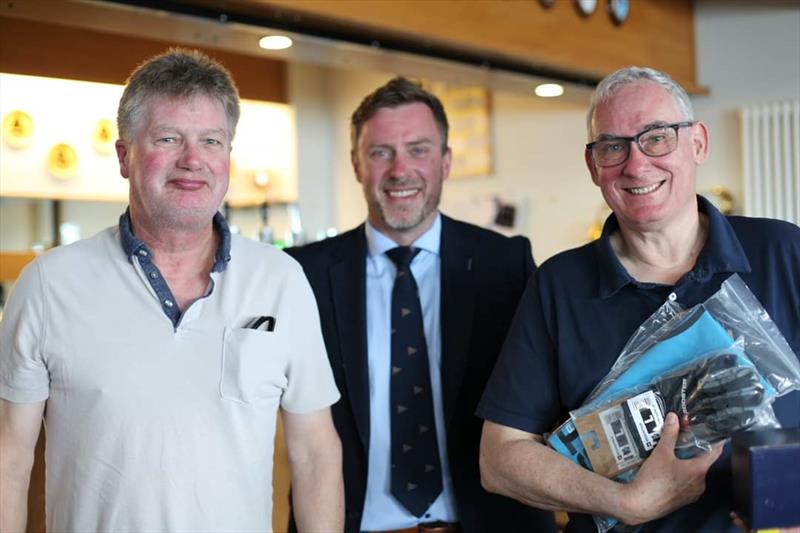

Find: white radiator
<box><xmin>741</xmin><ymin>100</ymin><xmax>800</xmax><ymax>225</ymax></box>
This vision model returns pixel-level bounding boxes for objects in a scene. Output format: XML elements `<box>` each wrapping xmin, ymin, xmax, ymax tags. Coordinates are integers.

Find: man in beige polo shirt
<box><xmin>0</xmin><ymin>49</ymin><xmax>343</xmax><ymax>532</ymax></box>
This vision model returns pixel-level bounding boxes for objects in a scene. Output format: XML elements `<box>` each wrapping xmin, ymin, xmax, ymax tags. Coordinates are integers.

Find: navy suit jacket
<box><xmin>287</xmin><ymin>215</ymin><xmax>555</xmax><ymax>533</ymax></box>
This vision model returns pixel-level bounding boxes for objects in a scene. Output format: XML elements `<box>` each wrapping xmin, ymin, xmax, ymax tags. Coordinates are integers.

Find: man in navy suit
<box><xmin>288</xmin><ymin>77</ymin><xmax>554</xmax><ymax>533</ymax></box>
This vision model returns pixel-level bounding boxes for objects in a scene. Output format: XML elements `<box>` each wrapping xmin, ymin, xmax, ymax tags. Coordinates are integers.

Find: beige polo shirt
<box><xmin>0</xmin><ymin>227</ymin><xmax>339</xmax><ymax>532</ymax></box>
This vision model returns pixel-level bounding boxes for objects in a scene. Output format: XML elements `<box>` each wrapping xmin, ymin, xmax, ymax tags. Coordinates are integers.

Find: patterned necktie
<box><xmin>385</xmin><ymin>246</ymin><xmax>443</xmax><ymax>517</ymax></box>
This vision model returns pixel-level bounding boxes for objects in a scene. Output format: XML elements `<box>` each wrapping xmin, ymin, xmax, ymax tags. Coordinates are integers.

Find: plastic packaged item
<box><xmin>571</xmin><ymin>349</ymin><xmax>778</xmax><ymax>479</ymax></box>
<box><xmin>547</xmin><ymin>305</ymin><xmax>739</xmax><ymax>470</ymax></box>
<box><xmin>546</xmin><ymin>275</ymin><xmax>800</xmax><ymax>532</ymax></box>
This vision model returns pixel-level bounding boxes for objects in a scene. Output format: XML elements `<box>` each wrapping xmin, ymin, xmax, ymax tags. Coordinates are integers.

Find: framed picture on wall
<box><xmin>426</xmin><ymin>82</ymin><xmax>493</xmax><ymax>179</ymax></box>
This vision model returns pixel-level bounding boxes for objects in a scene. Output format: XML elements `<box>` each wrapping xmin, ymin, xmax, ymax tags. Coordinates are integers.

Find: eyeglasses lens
<box><xmin>593</xmin><ymin>140</ymin><xmax>629</xmax><ymax>167</ymax></box>
<box><xmin>639</xmin><ymin>127</ymin><xmax>678</xmax><ymax>157</ymax></box>
<box><xmin>592</xmin><ymin>126</ymin><xmax>680</xmax><ymax>167</ymax></box>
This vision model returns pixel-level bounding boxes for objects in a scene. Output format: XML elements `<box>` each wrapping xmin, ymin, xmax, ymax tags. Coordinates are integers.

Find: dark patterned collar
<box><xmin>118</xmin><ymin>208</ymin><xmax>231</xmax><ymax>273</ymax></box>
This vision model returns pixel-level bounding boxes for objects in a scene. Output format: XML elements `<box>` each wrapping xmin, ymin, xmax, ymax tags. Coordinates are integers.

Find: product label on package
<box><xmin>598</xmin><ymin>405</ymin><xmax>640</xmax><ymax>470</ymax></box>
<box><xmin>622</xmin><ymin>390</ymin><xmax>665</xmax><ymax>454</ymax></box>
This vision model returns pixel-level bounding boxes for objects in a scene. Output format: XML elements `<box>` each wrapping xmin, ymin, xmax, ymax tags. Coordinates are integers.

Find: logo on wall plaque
<box><xmin>2</xmin><ymin>110</ymin><xmax>34</xmax><ymax>149</ymax></box>
<box><xmin>47</xmin><ymin>143</ymin><xmax>79</xmax><ymax>181</ymax></box>
<box><xmin>92</xmin><ymin>118</ymin><xmax>118</xmax><ymax>155</ymax></box>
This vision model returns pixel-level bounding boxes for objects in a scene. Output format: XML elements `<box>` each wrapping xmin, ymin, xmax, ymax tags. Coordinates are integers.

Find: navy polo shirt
<box><xmin>477</xmin><ymin>195</ymin><xmax>800</xmax><ymax>532</ymax></box>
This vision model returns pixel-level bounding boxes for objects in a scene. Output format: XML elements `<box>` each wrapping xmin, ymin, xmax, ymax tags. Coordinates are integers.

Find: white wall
<box><xmin>442</xmin><ymin>93</ymin><xmax>596</xmax><ymax>262</ymax></box>
<box><xmin>693</xmin><ymin>0</ymin><xmax>800</xmax><ymax>205</ymax></box>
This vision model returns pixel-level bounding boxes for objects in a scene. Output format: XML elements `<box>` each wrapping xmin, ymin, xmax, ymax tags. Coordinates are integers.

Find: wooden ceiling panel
<box><xmin>238</xmin><ymin>0</ymin><xmax>701</xmax><ymax>92</ymax></box>
<box><xmin>0</xmin><ymin>16</ymin><xmax>287</xmax><ymax>102</ymax></box>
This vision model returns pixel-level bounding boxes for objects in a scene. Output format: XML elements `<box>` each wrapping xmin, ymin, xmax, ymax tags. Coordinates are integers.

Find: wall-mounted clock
<box><xmin>608</xmin><ymin>0</ymin><xmax>630</xmax><ymax>25</ymax></box>
<box><xmin>574</xmin><ymin>0</ymin><xmax>598</xmax><ymax>17</ymax></box>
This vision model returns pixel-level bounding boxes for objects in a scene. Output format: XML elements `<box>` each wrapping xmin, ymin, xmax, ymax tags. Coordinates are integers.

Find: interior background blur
<box><xmin>1</xmin><ymin>1</ymin><xmax>798</xmax><ymax>531</ymax></box>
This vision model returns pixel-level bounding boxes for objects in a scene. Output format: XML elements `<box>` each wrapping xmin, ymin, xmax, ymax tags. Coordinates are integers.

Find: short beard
<box><xmin>371</xmin><ymin>185</ymin><xmax>441</xmax><ymax>234</ymax></box>
<box><xmin>381</xmin><ymin>204</ymin><xmax>428</xmax><ymax>231</ymax></box>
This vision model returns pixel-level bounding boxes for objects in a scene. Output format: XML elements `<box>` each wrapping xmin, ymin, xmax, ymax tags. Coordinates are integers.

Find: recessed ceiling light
<box><xmin>534</xmin><ymin>83</ymin><xmax>564</xmax><ymax>98</ymax></box>
<box><xmin>259</xmin><ymin>35</ymin><xmax>293</xmax><ymax>50</ymax></box>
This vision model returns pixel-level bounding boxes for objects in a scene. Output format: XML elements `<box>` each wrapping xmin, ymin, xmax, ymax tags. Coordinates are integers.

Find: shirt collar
<box><xmin>364</xmin><ymin>213</ymin><xmax>442</xmax><ymax>259</ymax></box>
<box><xmin>118</xmin><ymin>208</ymin><xmax>232</xmax><ymax>273</ymax></box>
<box><xmin>596</xmin><ymin>195</ymin><xmax>751</xmax><ymax>298</ymax></box>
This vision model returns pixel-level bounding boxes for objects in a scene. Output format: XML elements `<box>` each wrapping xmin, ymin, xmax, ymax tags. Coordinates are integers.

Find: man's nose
<box><xmin>390</xmin><ymin>153</ymin><xmax>410</xmax><ymax>178</ymax></box>
<box><xmin>621</xmin><ymin>141</ymin><xmax>652</xmax><ymax>176</ymax></box>
<box><xmin>177</xmin><ymin>142</ymin><xmax>203</xmax><ymax>170</ymax></box>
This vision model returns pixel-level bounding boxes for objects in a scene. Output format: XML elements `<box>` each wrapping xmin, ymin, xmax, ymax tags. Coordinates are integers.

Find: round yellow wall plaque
<box><xmin>47</xmin><ymin>143</ymin><xmax>79</xmax><ymax>180</ymax></box>
<box><xmin>3</xmin><ymin>110</ymin><xmax>35</xmax><ymax>149</ymax></box>
<box><xmin>92</xmin><ymin>118</ymin><xmax>117</xmax><ymax>154</ymax></box>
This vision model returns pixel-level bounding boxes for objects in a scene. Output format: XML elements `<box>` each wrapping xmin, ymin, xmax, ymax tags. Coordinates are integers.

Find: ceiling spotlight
<box><xmin>534</xmin><ymin>83</ymin><xmax>564</xmax><ymax>98</ymax></box>
<box><xmin>259</xmin><ymin>35</ymin><xmax>293</xmax><ymax>50</ymax></box>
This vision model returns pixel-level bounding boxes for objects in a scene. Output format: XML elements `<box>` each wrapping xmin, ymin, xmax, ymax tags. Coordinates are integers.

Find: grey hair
<box><xmin>117</xmin><ymin>48</ymin><xmax>240</xmax><ymax>141</ymax></box>
<box><xmin>586</xmin><ymin>66</ymin><xmax>694</xmax><ymax>139</ymax></box>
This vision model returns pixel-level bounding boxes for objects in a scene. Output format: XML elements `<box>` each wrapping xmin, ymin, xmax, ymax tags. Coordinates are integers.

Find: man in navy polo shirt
<box><xmin>477</xmin><ymin>66</ymin><xmax>800</xmax><ymax>532</ymax></box>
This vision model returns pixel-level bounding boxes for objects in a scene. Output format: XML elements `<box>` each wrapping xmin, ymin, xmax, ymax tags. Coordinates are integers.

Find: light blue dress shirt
<box><xmin>360</xmin><ymin>214</ymin><xmax>459</xmax><ymax>530</ymax></box>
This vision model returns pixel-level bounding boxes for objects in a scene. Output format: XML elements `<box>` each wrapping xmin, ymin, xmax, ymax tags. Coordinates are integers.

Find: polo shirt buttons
<box><xmin>668</xmin><ymin>292</ymin><xmax>677</xmax><ymax>302</ymax></box>
<box><xmin>149</xmin><ymin>271</ymin><xmax>158</xmax><ymax>279</ymax></box>
<box><xmin>138</xmin><ymin>249</ymin><xmax>149</xmax><ymax>257</ymax></box>
<box><xmin>164</xmin><ymin>299</ymin><xmax>174</xmax><ymax>308</ymax></box>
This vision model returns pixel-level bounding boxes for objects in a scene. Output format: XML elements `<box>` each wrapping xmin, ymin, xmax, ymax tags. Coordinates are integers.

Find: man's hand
<box><xmin>480</xmin><ymin>416</ymin><xmax>722</xmax><ymax>525</ymax></box>
<box><xmin>619</xmin><ymin>412</ymin><xmax>724</xmax><ymax>525</ymax></box>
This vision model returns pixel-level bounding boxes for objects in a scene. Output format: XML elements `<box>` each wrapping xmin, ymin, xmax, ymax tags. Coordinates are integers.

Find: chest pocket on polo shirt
<box><xmin>221</xmin><ymin>327</ymin><xmax>288</xmax><ymax>403</ymax></box>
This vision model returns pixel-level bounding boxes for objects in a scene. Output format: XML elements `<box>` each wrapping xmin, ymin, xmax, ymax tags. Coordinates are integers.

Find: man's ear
<box><xmin>585</xmin><ymin>148</ymin><xmax>600</xmax><ymax>186</ymax></box>
<box><xmin>115</xmin><ymin>140</ymin><xmax>130</xmax><ymax>179</ymax></box>
<box><xmin>351</xmin><ymin>150</ymin><xmax>363</xmax><ymax>184</ymax></box>
<box><xmin>691</xmin><ymin>121</ymin><xmax>710</xmax><ymax>165</ymax></box>
<box><xmin>441</xmin><ymin>146</ymin><xmax>452</xmax><ymax>181</ymax></box>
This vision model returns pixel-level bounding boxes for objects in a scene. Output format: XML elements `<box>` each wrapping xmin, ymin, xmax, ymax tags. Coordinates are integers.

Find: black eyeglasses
<box><xmin>586</xmin><ymin>121</ymin><xmax>694</xmax><ymax>167</ymax></box>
